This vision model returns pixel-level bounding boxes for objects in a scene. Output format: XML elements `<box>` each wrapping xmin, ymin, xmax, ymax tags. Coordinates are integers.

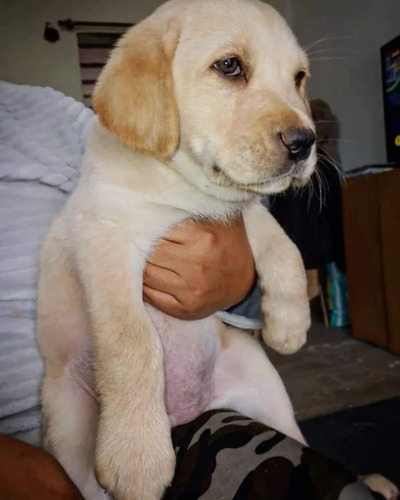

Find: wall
<box><xmin>0</xmin><ymin>0</ymin><xmax>288</xmax><ymax>102</ymax></box>
<box><xmin>0</xmin><ymin>0</ymin><xmax>168</xmax><ymax>100</ymax></box>
<box><xmin>290</xmin><ymin>0</ymin><xmax>400</xmax><ymax>170</ymax></box>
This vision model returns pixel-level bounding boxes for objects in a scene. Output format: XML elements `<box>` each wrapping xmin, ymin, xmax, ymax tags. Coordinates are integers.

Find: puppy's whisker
<box><xmin>316</xmin><ymin>163</ymin><xmax>331</xmax><ymax>210</ymax></box>
<box><xmin>317</xmin><ymin>149</ymin><xmax>341</xmax><ymax>169</ymax></box>
<box><xmin>313</xmin><ymin>120</ymin><xmax>339</xmax><ymax>124</ymax></box>
<box><xmin>308</xmin><ymin>56</ymin><xmax>349</xmax><ymax>62</ymax></box>
<box><xmin>312</xmin><ymin>168</ymin><xmax>325</xmax><ymax>212</ymax></box>
<box><xmin>317</xmin><ymin>165</ymin><xmax>329</xmax><ymax>194</ymax></box>
<box><xmin>292</xmin><ymin>184</ymin><xmax>305</xmax><ymax>203</ymax></box>
<box><xmin>316</xmin><ymin>147</ymin><xmax>344</xmax><ymax>183</ymax></box>
<box><xmin>317</xmin><ymin>148</ymin><xmax>345</xmax><ymax>183</ymax></box>
<box><xmin>310</xmin><ymin>169</ymin><xmax>321</xmax><ymax>210</ymax></box>
<box><xmin>317</xmin><ymin>138</ymin><xmax>357</xmax><ymax>144</ymax></box>
<box><xmin>303</xmin><ymin>36</ymin><xmax>331</xmax><ymax>52</ymax></box>
<box><xmin>303</xmin><ymin>35</ymin><xmax>357</xmax><ymax>53</ymax></box>
<box><xmin>306</xmin><ymin>180</ymin><xmax>314</xmax><ymax>211</ymax></box>
<box><xmin>306</xmin><ymin>48</ymin><xmax>349</xmax><ymax>57</ymax></box>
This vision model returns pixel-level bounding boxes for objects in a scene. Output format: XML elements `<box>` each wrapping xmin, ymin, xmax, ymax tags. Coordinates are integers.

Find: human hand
<box><xmin>143</xmin><ymin>216</ymin><xmax>256</xmax><ymax>320</ymax></box>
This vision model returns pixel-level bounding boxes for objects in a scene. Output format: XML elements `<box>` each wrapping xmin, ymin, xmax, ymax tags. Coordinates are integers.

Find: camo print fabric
<box><xmin>165</xmin><ymin>410</ymin><xmax>381</xmax><ymax>500</ymax></box>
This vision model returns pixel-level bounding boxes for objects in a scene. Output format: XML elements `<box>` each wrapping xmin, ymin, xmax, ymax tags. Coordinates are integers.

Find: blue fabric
<box><xmin>217</xmin><ymin>281</ymin><xmax>263</xmax><ymax>330</ymax></box>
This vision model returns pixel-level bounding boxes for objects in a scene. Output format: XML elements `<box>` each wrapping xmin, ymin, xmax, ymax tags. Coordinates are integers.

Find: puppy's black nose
<box><xmin>279</xmin><ymin>127</ymin><xmax>315</xmax><ymax>162</ymax></box>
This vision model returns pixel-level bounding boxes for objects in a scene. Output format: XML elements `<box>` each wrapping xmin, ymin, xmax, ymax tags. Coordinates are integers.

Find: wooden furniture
<box><xmin>341</xmin><ymin>168</ymin><xmax>400</xmax><ymax>355</ymax></box>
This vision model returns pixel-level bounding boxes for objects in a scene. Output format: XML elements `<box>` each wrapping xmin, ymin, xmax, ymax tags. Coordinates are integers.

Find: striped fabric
<box><xmin>77</xmin><ymin>32</ymin><xmax>125</xmax><ymax>107</ymax></box>
<box><xmin>0</xmin><ymin>81</ymin><xmax>94</xmax><ymax>442</ymax></box>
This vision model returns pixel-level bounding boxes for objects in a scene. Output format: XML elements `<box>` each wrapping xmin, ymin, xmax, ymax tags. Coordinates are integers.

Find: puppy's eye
<box><xmin>213</xmin><ymin>58</ymin><xmax>244</xmax><ymax>78</ymax></box>
<box><xmin>295</xmin><ymin>70</ymin><xmax>307</xmax><ymax>89</ymax></box>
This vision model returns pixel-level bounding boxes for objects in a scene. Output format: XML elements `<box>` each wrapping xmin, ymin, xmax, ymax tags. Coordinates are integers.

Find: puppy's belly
<box><xmin>68</xmin><ymin>306</ymin><xmax>220</xmax><ymax>428</ymax></box>
<box><xmin>146</xmin><ymin>304</ymin><xmax>220</xmax><ymax>427</ymax></box>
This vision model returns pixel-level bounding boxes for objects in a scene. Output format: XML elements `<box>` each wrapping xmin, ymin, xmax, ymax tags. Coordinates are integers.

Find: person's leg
<box><xmin>203</xmin><ymin>328</ymin><xmax>398</xmax><ymax>500</ymax></box>
<box><xmin>166</xmin><ymin>409</ymin><xmax>376</xmax><ymax>500</ymax></box>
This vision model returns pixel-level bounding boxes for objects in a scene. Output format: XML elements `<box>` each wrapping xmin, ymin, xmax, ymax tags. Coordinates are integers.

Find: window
<box><xmin>77</xmin><ymin>32</ymin><xmax>123</xmax><ymax>107</ymax></box>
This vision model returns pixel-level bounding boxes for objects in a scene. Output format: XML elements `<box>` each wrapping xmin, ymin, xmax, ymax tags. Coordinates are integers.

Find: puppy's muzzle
<box><xmin>279</xmin><ymin>127</ymin><xmax>315</xmax><ymax>163</ymax></box>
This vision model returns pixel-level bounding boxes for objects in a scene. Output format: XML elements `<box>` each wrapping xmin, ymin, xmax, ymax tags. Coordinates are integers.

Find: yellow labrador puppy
<box><xmin>37</xmin><ymin>0</ymin><xmax>398</xmax><ymax>499</ymax></box>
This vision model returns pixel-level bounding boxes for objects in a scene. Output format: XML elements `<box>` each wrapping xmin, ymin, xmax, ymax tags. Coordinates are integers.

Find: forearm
<box><xmin>0</xmin><ymin>434</ymin><xmax>83</xmax><ymax>499</ymax></box>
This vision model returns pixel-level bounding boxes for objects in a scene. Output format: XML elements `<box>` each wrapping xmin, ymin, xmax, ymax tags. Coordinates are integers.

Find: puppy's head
<box><xmin>94</xmin><ymin>0</ymin><xmax>316</xmax><ymax>197</ymax></box>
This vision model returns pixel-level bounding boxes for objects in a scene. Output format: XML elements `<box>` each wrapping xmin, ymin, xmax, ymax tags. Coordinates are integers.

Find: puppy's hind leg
<box><xmin>42</xmin><ymin>364</ymin><xmax>110</xmax><ymax>500</ymax></box>
<box><xmin>37</xmin><ymin>243</ymin><xmax>109</xmax><ymax>500</ymax></box>
<box><xmin>209</xmin><ymin>329</ymin><xmax>399</xmax><ymax>500</ymax></box>
<box><xmin>208</xmin><ymin>327</ymin><xmax>306</xmax><ymax>445</ymax></box>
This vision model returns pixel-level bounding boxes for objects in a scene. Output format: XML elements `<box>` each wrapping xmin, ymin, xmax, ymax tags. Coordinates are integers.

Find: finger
<box><xmin>162</xmin><ymin>219</ymin><xmax>213</xmax><ymax>244</ymax></box>
<box><xmin>165</xmin><ymin>216</ymin><xmax>244</xmax><ymax>244</ymax></box>
<box><xmin>143</xmin><ymin>285</ymin><xmax>185</xmax><ymax>317</ymax></box>
<box><xmin>143</xmin><ymin>262</ymin><xmax>183</xmax><ymax>294</ymax></box>
<box><xmin>147</xmin><ymin>240</ymin><xmax>187</xmax><ymax>271</ymax></box>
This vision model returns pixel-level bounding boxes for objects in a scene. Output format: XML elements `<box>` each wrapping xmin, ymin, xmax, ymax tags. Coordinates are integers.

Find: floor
<box><xmin>299</xmin><ymin>396</ymin><xmax>400</xmax><ymax>484</ymax></box>
<box><xmin>263</xmin><ymin>322</ymin><xmax>400</xmax><ymax>421</ymax></box>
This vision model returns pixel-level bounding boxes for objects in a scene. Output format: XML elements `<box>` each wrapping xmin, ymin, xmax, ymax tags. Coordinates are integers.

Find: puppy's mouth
<box><xmin>210</xmin><ymin>161</ymin><xmax>310</xmax><ymax>194</ymax></box>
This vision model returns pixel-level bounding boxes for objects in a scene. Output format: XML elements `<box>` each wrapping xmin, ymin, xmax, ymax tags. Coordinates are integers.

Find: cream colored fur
<box><xmin>37</xmin><ymin>1</ymin><xmax>398</xmax><ymax>499</ymax></box>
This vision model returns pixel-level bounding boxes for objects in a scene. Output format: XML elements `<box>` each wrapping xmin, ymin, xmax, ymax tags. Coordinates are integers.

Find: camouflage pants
<box><xmin>165</xmin><ymin>410</ymin><xmax>381</xmax><ymax>500</ymax></box>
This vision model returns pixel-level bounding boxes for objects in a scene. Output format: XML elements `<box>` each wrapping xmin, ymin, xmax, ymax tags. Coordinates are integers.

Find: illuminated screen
<box><xmin>381</xmin><ymin>35</ymin><xmax>400</xmax><ymax>163</ymax></box>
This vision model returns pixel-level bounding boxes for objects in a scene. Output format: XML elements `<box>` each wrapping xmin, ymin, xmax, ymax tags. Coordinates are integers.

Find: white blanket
<box><xmin>0</xmin><ymin>81</ymin><xmax>94</xmax><ymax>443</ymax></box>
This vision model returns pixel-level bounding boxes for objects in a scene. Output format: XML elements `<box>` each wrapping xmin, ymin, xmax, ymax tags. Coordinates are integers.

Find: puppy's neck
<box><xmin>82</xmin><ymin>120</ymin><xmax>249</xmax><ymax>220</ymax></box>
<box><xmin>171</xmin><ymin>149</ymin><xmax>255</xmax><ymax>203</ymax></box>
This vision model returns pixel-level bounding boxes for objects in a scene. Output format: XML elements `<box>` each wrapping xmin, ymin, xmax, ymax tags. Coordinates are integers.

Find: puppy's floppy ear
<box><xmin>93</xmin><ymin>19</ymin><xmax>180</xmax><ymax>160</ymax></box>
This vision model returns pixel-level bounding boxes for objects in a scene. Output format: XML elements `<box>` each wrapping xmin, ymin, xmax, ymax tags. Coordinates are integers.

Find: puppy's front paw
<box><xmin>261</xmin><ymin>295</ymin><xmax>310</xmax><ymax>354</ymax></box>
<box><xmin>95</xmin><ymin>414</ymin><xmax>175</xmax><ymax>500</ymax></box>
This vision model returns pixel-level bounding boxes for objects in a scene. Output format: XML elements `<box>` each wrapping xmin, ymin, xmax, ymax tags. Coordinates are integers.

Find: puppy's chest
<box><xmin>145</xmin><ymin>304</ymin><xmax>220</xmax><ymax>427</ymax></box>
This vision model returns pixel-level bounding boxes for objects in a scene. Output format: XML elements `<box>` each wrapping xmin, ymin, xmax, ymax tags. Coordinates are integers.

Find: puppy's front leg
<box><xmin>75</xmin><ymin>224</ymin><xmax>174</xmax><ymax>500</ymax></box>
<box><xmin>243</xmin><ymin>200</ymin><xmax>310</xmax><ymax>354</ymax></box>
